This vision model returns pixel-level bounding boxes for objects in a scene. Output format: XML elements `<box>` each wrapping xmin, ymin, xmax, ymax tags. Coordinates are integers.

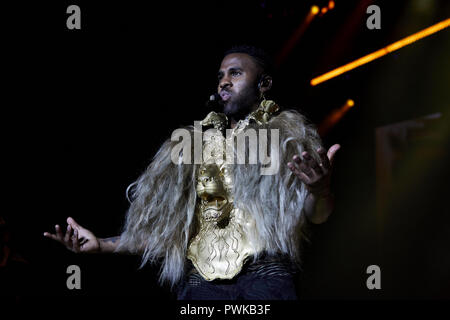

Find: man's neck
<box><xmin>227</xmin><ymin>103</ymin><xmax>260</xmax><ymax>129</ymax></box>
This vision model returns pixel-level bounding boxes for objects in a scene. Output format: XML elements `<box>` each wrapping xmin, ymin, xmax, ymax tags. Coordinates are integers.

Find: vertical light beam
<box><xmin>275</xmin><ymin>6</ymin><xmax>319</xmax><ymax>67</ymax></box>
<box><xmin>318</xmin><ymin>99</ymin><xmax>355</xmax><ymax>136</ymax></box>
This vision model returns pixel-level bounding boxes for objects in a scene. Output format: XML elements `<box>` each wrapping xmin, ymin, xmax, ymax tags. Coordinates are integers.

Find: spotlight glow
<box><xmin>318</xmin><ymin>99</ymin><xmax>356</xmax><ymax>136</ymax></box>
<box><xmin>311</xmin><ymin>18</ymin><xmax>450</xmax><ymax>86</ymax></box>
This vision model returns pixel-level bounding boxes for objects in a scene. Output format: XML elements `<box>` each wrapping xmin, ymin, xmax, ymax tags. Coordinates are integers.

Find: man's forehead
<box><xmin>219</xmin><ymin>53</ymin><xmax>258</xmax><ymax>71</ymax></box>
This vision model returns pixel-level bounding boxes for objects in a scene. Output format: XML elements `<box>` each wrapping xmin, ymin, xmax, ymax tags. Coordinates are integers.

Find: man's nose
<box><xmin>219</xmin><ymin>78</ymin><xmax>232</xmax><ymax>90</ymax></box>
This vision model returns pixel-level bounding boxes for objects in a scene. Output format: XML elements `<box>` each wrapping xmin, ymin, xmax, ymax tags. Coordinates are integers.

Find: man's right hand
<box><xmin>43</xmin><ymin>217</ymin><xmax>100</xmax><ymax>253</ymax></box>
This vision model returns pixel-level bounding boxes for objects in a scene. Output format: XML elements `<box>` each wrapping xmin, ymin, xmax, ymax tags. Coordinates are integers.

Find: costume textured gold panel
<box><xmin>187</xmin><ymin>101</ymin><xmax>279</xmax><ymax>281</ymax></box>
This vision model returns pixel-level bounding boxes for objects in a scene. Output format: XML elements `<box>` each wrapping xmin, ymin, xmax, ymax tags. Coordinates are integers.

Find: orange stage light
<box><xmin>328</xmin><ymin>1</ymin><xmax>335</xmax><ymax>10</ymax></box>
<box><xmin>275</xmin><ymin>8</ymin><xmax>318</xmax><ymax>67</ymax></box>
<box><xmin>311</xmin><ymin>18</ymin><xmax>450</xmax><ymax>86</ymax></box>
<box><xmin>318</xmin><ymin>99</ymin><xmax>356</xmax><ymax>136</ymax></box>
<box><xmin>311</xmin><ymin>5</ymin><xmax>320</xmax><ymax>15</ymax></box>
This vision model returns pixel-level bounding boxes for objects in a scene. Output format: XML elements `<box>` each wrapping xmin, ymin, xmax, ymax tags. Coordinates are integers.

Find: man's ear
<box><xmin>258</xmin><ymin>74</ymin><xmax>273</xmax><ymax>93</ymax></box>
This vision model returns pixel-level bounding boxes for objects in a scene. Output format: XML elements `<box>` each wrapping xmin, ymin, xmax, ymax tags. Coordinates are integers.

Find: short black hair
<box><xmin>223</xmin><ymin>45</ymin><xmax>274</xmax><ymax>77</ymax></box>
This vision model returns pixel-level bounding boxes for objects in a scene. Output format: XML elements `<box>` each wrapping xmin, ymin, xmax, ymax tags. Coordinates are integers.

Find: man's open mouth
<box><xmin>220</xmin><ymin>91</ymin><xmax>232</xmax><ymax>101</ymax></box>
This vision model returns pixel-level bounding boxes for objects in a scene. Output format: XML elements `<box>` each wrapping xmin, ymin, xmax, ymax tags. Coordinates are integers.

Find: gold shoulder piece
<box><xmin>248</xmin><ymin>100</ymin><xmax>280</xmax><ymax>125</ymax></box>
<box><xmin>201</xmin><ymin>111</ymin><xmax>228</xmax><ymax>132</ymax></box>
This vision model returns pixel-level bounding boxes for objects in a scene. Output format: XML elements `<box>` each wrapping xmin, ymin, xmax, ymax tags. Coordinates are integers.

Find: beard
<box><xmin>222</xmin><ymin>83</ymin><xmax>260</xmax><ymax>120</ymax></box>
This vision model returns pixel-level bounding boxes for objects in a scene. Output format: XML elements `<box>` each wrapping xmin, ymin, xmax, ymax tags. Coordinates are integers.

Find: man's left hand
<box><xmin>287</xmin><ymin>144</ymin><xmax>340</xmax><ymax>196</ymax></box>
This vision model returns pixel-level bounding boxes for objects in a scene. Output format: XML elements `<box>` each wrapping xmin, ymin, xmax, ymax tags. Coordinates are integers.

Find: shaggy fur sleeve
<box><xmin>117</xmin><ymin>127</ymin><xmax>198</xmax><ymax>287</ymax></box>
<box><xmin>232</xmin><ymin>110</ymin><xmax>323</xmax><ymax>264</ymax></box>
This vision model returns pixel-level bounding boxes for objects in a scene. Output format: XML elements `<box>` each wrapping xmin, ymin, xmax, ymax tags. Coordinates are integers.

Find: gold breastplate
<box><xmin>187</xmin><ymin>101</ymin><xmax>279</xmax><ymax>281</ymax></box>
<box><xmin>186</xmin><ymin>111</ymin><xmax>255</xmax><ymax>281</ymax></box>
<box><xmin>187</xmin><ymin>211</ymin><xmax>256</xmax><ymax>281</ymax></box>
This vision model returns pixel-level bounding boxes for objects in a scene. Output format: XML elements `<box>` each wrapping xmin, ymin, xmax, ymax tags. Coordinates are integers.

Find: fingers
<box><xmin>317</xmin><ymin>147</ymin><xmax>331</xmax><ymax>171</ymax></box>
<box><xmin>290</xmin><ymin>152</ymin><xmax>323</xmax><ymax>177</ymax></box>
<box><xmin>67</xmin><ymin>217</ymin><xmax>81</xmax><ymax>231</ymax></box>
<box><xmin>327</xmin><ymin>144</ymin><xmax>341</xmax><ymax>166</ymax></box>
<box><xmin>43</xmin><ymin>231</ymin><xmax>58</xmax><ymax>241</ymax></box>
<box><xmin>43</xmin><ymin>222</ymin><xmax>80</xmax><ymax>252</ymax></box>
<box><xmin>55</xmin><ymin>224</ymin><xmax>64</xmax><ymax>240</ymax></box>
<box><xmin>295</xmin><ymin>155</ymin><xmax>312</xmax><ymax>175</ymax></box>
<box><xmin>288</xmin><ymin>152</ymin><xmax>321</xmax><ymax>183</ymax></box>
<box><xmin>64</xmin><ymin>224</ymin><xmax>73</xmax><ymax>243</ymax></box>
<box><xmin>43</xmin><ymin>224</ymin><xmax>64</xmax><ymax>242</ymax></box>
<box><xmin>288</xmin><ymin>146</ymin><xmax>337</xmax><ymax>181</ymax></box>
<box><xmin>72</xmin><ymin>229</ymin><xmax>80</xmax><ymax>252</ymax></box>
<box><xmin>288</xmin><ymin>160</ymin><xmax>311</xmax><ymax>183</ymax></box>
<box><xmin>288</xmin><ymin>145</ymin><xmax>340</xmax><ymax>195</ymax></box>
<box><xmin>301</xmin><ymin>152</ymin><xmax>322</xmax><ymax>176</ymax></box>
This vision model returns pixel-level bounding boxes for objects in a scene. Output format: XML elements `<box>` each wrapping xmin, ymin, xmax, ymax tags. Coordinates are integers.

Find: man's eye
<box><xmin>231</xmin><ymin>71</ymin><xmax>241</xmax><ymax>76</ymax></box>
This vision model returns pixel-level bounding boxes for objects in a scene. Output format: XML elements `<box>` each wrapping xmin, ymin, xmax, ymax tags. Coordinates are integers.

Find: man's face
<box><xmin>217</xmin><ymin>53</ymin><xmax>261</xmax><ymax>119</ymax></box>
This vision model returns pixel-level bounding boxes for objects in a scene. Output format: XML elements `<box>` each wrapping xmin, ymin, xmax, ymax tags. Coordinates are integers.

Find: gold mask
<box><xmin>196</xmin><ymin>163</ymin><xmax>232</xmax><ymax>227</ymax></box>
<box><xmin>187</xmin><ymin>161</ymin><xmax>256</xmax><ymax>280</ymax></box>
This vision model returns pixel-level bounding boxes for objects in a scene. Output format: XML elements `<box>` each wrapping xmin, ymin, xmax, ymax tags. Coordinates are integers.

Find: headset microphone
<box><xmin>205</xmin><ymin>92</ymin><xmax>222</xmax><ymax>110</ymax></box>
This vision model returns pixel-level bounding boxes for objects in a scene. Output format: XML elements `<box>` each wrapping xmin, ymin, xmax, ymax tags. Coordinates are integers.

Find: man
<box><xmin>44</xmin><ymin>45</ymin><xmax>340</xmax><ymax>299</ymax></box>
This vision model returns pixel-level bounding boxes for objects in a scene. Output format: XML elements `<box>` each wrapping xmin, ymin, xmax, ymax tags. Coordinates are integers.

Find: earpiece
<box><xmin>258</xmin><ymin>75</ymin><xmax>270</xmax><ymax>89</ymax></box>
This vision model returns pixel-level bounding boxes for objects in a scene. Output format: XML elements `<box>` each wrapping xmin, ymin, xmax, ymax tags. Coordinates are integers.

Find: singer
<box><xmin>43</xmin><ymin>45</ymin><xmax>340</xmax><ymax>300</ymax></box>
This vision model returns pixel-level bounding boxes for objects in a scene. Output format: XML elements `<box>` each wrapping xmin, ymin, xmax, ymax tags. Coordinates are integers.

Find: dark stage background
<box><xmin>2</xmin><ymin>0</ymin><xmax>450</xmax><ymax>305</ymax></box>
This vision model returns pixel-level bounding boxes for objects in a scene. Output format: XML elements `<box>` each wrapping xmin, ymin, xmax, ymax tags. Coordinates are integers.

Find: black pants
<box><xmin>177</xmin><ymin>257</ymin><xmax>298</xmax><ymax>300</ymax></box>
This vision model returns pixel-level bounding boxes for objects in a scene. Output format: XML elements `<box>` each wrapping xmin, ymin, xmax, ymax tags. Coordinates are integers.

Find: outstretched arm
<box><xmin>287</xmin><ymin>144</ymin><xmax>340</xmax><ymax>224</ymax></box>
<box><xmin>98</xmin><ymin>236</ymin><xmax>121</xmax><ymax>253</ymax></box>
<box><xmin>43</xmin><ymin>217</ymin><xmax>122</xmax><ymax>254</ymax></box>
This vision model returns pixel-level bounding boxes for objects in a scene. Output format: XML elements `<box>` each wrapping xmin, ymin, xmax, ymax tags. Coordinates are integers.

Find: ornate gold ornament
<box><xmin>187</xmin><ymin>100</ymin><xmax>279</xmax><ymax>281</ymax></box>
